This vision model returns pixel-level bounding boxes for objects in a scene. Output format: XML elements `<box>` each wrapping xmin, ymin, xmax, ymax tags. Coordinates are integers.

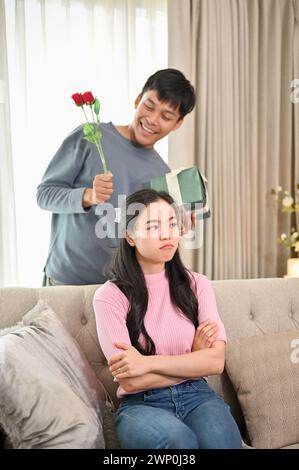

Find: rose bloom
<box><xmin>71</xmin><ymin>93</ymin><xmax>84</xmax><ymax>106</ymax></box>
<box><xmin>82</xmin><ymin>91</ymin><xmax>95</xmax><ymax>105</ymax></box>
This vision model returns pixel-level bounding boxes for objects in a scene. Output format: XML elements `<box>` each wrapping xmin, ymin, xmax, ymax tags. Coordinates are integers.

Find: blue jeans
<box><xmin>116</xmin><ymin>379</ymin><xmax>242</xmax><ymax>449</ymax></box>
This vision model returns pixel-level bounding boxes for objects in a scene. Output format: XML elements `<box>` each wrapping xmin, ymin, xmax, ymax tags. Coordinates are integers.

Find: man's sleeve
<box><xmin>36</xmin><ymin>129</ymin><xmax>90</xmax><ymax>214</ymax></box>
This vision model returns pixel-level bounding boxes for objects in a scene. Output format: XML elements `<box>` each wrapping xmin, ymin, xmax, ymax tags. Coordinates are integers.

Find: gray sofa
<box><xmin>1</xmin><ymin>277</ymin><xmax>299</xmax><ymax>448</ymax></box>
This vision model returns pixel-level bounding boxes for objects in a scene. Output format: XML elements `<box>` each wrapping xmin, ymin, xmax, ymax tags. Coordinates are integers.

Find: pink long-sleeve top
<box><xmin>93</xmin><ymin>270</ymin><xmax>226</xmax><ymax>398</ymax></box>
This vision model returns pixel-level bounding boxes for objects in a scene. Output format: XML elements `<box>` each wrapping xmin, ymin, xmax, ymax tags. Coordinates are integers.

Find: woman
<box><xmin>93</xmin><ymin>189</ymin><xmax>242</xmax><ymax>449</ymax></box>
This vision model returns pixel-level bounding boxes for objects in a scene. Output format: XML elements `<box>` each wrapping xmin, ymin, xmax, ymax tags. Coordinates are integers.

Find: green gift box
<box><xmin>149</xmin><ymin>166</ymin><xmax>210</xmax><ymax>219</ymax></box>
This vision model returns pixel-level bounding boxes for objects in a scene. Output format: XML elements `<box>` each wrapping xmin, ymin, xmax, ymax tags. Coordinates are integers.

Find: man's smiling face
<box><xmin>129</xmin><ymin>90</ymin><xmax>183</xmax><ymax>148</ymax></box>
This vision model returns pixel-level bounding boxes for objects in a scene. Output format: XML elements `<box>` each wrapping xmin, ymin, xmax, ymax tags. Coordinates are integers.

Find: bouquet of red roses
<box><xmin>71</xmin><ymin>91</ymin><xmax>108</xmax><ymax>173</ymax></box>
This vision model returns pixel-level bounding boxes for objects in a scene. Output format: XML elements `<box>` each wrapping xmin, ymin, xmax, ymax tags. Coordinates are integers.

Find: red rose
<box><xmin>70</xmin><ymin>90</ymin><xmax>108</xmax><ymax>172</ymax></box>
<box><xmin>82</xmin><ymin>91</ymin><xmax>95</xmax><ymax>105</ymax></box>
<box><xmin>71</xmin><ymin>93</ymin><xmax>84</xmax><ymax>106</ymax></box>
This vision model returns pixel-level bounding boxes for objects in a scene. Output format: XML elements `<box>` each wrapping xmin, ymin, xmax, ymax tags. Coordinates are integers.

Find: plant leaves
<box><xmin>94</xmin><ymin>128</ymin><xmax>102</xmax><ymax>141</ymax></box>
<box><xmin>282</xmin><ymin>207</ymin><xmax>293</xmax><ymax>213</ymax></box>
<box><xmin>83</xmin><ymin>136</ymin><xmax>96</xmax><ymax>144</ymax></box>
<box><xmin>83</xmin><ymin>123</ymin><xmax>95</xmax><ymax>137</ymax></box>
<box><xmin>93</xmin><ymin>98</ymin><xmax>100</xmax><ymax>115</ymax></box>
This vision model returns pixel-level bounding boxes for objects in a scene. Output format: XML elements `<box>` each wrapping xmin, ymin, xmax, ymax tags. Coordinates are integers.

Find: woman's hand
<box><xmin>192</xmin><ymin>320</ymin><xmax>219</xmax><ymax>351</ymax></box>
<box><xmin>108</xmin><ymin>342</ymin><xmax>150</xmax><ymax>380</ymax></box>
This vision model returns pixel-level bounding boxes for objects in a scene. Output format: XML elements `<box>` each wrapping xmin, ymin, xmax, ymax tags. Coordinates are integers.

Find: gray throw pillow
<box><xmin>225</xmin><ymin>329</ymin><xmax>299</xmax><ymax>449</ymax></box>
<box><xmin>0</xmin><ymin>300</ymin><xmax>107</xmax><ymax>449</ymax></box>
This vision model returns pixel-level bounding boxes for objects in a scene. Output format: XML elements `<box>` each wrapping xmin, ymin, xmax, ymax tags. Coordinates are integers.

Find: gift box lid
<box><xmin>150</xmin><ymin>166</ymin><xmax>207</xmax><ymax>206</ymax></box>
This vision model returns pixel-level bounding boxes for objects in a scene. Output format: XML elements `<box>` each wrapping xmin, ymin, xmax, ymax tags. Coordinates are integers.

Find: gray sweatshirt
<box><xmin>37</xmin><ymin>122</ymin><xmax>170</xmax><ymax>284</ymax></box>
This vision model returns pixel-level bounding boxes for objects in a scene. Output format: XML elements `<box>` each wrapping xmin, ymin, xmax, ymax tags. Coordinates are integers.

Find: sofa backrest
<box><xmin>1</xmin><ymin>278</ymin><xmax>299</xmax><ymax>433</ymax></box>
<box><xmin>0</xmin><ymin>284</ymin><xmax>118</xmax><ymax>405</ymax></box>
<box><xmin>210</xmin><ymin>277</ymin><xmax>299</xmax><ymax>434</ymax></box>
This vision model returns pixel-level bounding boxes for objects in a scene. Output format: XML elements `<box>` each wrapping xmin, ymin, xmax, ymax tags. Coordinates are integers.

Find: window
<box><xmin>5</xmin><ymin>0</ymin><xmax>167</xmax><ymax>286</ymax></box>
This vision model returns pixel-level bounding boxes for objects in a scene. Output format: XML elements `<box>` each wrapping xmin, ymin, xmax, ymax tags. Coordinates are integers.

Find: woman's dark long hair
<box><xmin>106</xmin><ymin>189</ymin><xmax>199</xmax><ymax>355</ymax></box>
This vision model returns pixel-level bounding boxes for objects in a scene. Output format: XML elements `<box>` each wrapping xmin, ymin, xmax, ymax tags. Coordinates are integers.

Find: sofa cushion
<box><xmin>225</xmin><ymin>329</ymin><xmax>299</xmax><ymax>449</ymax></box>
<box><xmin>0</xmin><ymin>300</ymin><xmax>107</xmax><ymax>448</ymax></box>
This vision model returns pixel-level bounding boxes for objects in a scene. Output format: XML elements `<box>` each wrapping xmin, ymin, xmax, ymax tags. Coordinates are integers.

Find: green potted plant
<box><xmin>271</xmin><ymin>184</ymin><xmax>299</xmax><ymax>277</ymax></box>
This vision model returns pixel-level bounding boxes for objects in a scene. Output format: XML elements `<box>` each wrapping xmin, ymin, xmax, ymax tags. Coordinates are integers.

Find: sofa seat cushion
<box><xmin>225</xmin><ymin>329</ymin><xmax>299</xmax><ymax>449</ymax></box>
<box><xmin>0</xmin><ymin>300</ymin><xmax>108</xmax><ymax>448</ymax></box>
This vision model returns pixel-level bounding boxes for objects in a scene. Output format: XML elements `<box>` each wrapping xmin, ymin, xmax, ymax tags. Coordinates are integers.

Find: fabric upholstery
<box><xmin>0</xmin><ymin>278</ymin><xmax>299</xmax><ymax>448</ymax></box>
<box><xmin>225</xmin><ymin>329</ymin><xmax>299</xmax><ymax>449</ymax></box>
<box><xmin>208</xmin><ymin>277</ymin><xmax>299</xmax><ymax>442</ymax></box>
<box><xmin>0</xmin><ymin>300</ymin><xmax>107</xmax><ymax>448</ymax></box>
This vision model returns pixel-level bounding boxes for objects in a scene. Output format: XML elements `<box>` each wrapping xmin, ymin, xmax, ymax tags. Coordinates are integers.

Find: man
<box><xmin>37</xmin><ymin>69</ymin><xmax>196</xmax><ymax>285</ymax></box>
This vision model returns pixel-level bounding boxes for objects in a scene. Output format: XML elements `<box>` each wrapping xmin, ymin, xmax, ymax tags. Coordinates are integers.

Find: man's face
<box><xmin>130</xmin><ymin>90</ymin><xmax>183</xmax><ymax>148</ymax></box>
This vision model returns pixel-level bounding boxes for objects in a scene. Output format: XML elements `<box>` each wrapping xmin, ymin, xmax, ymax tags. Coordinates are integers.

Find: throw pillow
<box><xmin>225</xmin><ymin>329</ymin><xmax>299</xmax><ymax>449</ymax></box>
<box><xmin>0</xmin><ymin>300</ymin><xmax>108</xmax><ymax>449</ymax></box>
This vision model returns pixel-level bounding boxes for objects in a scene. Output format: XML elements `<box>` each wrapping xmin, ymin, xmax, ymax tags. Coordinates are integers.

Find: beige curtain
<box><xmin>294</xmin><ymin>0</ymin><xmax>299</xmax><ymax>235</ymax></box>
<box><xmin>0</xmin><ymin>0</ymin><xmax>18</xmax><ymax>286</ymax></box>
<box><xmin>168</xmin><ymin>0</ymin><xmax>297</xmax><ymax>279</ymax></box>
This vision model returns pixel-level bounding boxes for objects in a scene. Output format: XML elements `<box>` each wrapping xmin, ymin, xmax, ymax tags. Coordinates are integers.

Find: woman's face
<box><xmin>126</xmin><ymin>199</ymin><xmax>181</xmax><ymax>273</ymax></box>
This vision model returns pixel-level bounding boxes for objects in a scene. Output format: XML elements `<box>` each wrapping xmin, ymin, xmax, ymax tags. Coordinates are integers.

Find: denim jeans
<box><xmin>116</xmin><ymin>378</ymin><xmax>242</xmax><ymax>449</ymax></box>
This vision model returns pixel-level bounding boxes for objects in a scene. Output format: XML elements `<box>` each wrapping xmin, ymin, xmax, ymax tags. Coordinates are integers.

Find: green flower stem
<box><xmin>90</xmin><ymin>104</ymin><xmax>100</xmax><ymax>127</ymax></box>
<box><xmin>90</xmin><ymin>105</ymin><xmax>96</xmax><ymax>125</ymax></box>
<box><xmin>82</xmin><ymin>105</ymin><xmax>108</xmax><ymax>173</ymax></box>
<box><xmin>82</xmin><ymin>106</ymin><xmax>93</xmax><ymax>133</ymax></box>
<box><xmin>95</xmin><ymin>140</ymin><xmax>108</xmax><ymax>173</ymax></box>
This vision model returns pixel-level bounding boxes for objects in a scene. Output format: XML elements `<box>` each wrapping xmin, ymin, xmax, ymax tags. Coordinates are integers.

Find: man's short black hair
<box><xmin>140</xmin><ymin>68</ymin><xmax>196</xmax><ymax>119</ymax></box>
